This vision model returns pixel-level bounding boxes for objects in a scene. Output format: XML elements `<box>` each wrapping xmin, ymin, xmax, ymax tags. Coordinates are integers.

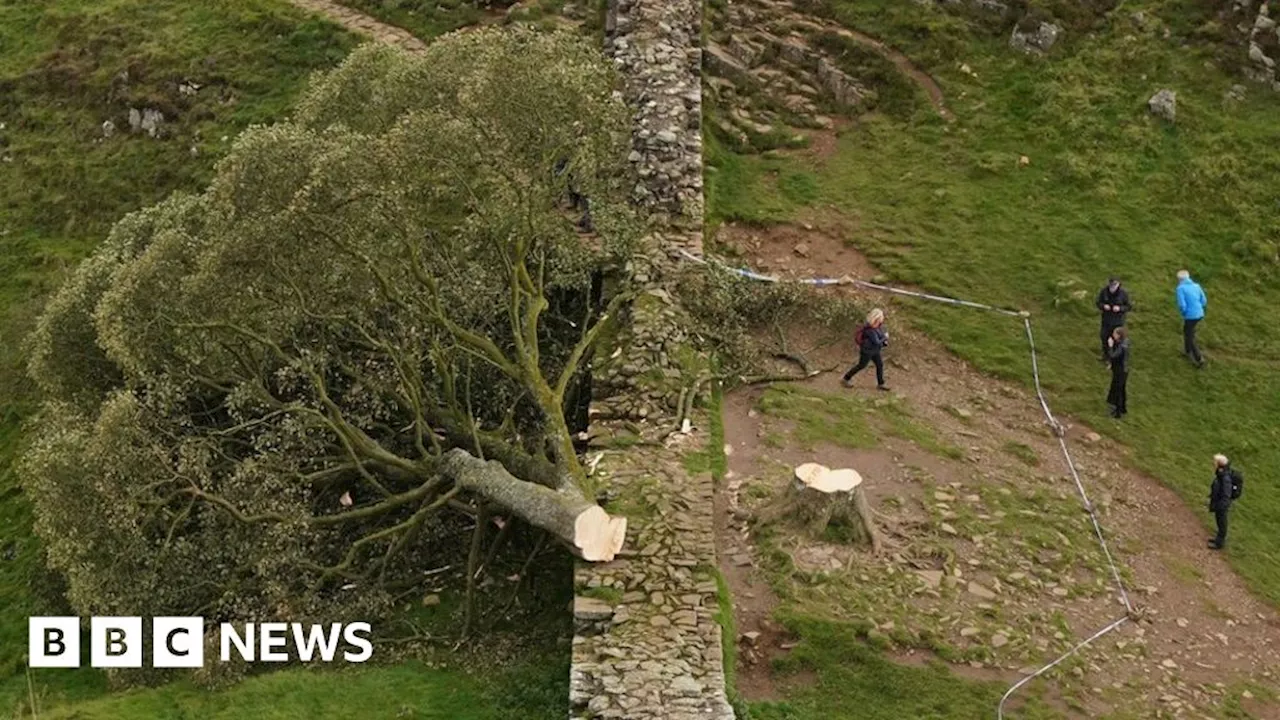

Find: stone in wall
<box><xmin>606</xmin><ymin>0</ymin><xmax>706</xmax><ymax>247</ymax></box>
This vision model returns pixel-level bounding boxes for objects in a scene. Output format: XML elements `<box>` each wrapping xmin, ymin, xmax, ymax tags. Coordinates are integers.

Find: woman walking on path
<box><xmin>1105</xmin><ymin>326</ymin><xmax>1130</xmax><ymax>418</ymax></box>
<box><xmin>842</xmin><ymin>308</ymin><xmax>890</xmax><ymax>391</ymax></box>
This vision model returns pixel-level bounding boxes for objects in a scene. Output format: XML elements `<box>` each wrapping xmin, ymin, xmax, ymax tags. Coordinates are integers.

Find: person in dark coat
<box><xmin>553</xmin><ymin>157</ymin><xmax>593</xmax><ymax>232</ymax></box>
<box><xmin>1208</xmin><ymin>454</ymin><xmax>1237</xmax><ymax>550</ymax></box>
<box><xmin>1095</xmin><ymin>277</ymin><xmax>1132</xmax><ymax>361</ymax></box>
<box><xmin>842</xmin><ymin>308</ymin><xmax>889</xmax><ymax>391</ymax></box>
<box><xmin>1105</xmin><ymin>326</ymin><xmax>1130</xmax><ymax>418</ymax></box>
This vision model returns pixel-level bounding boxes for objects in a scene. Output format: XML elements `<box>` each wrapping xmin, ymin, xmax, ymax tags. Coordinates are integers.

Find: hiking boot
<box><xmin>876</xmin><ymin>384</ymin><xmax>890</xmax><ymax>392</ymax></box>
<box><xmin>841</xmin><ymin>378</ymin><xmax>854</xmax><ymax>388</ymax></box>
<box><xmin>1208</xmin><ymin>541</ymin><xmax>1223</xmax><ymax>550</ymax></box>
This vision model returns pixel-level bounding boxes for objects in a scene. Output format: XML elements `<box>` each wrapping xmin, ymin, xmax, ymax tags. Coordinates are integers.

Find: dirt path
<box><xmin>829</xmin><ymin>25</ymin><xmax>953</xmax><ymax>121</ymax></box>
<box><xmin>713</xmin><ymin>221</ymin><xmax>1280</xmax><ymax>717</ymax></box>
<box><xmin>285</xmin><ymin>0</ymin><xmax>430</xmax><ymax>52</ymax></box>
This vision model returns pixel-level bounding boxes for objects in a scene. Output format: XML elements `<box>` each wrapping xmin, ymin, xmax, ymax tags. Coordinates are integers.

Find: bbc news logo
<box><xmin>29</xmin><ymin>617</ymin><xmax>373</xmax><ymax>668</ymax></box>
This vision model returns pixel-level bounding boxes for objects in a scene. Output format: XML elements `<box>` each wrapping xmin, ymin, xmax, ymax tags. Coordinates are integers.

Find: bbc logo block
<box><xmin>29</xmin><ymin>617</ymin><xmax>372</xmax><ymax>668</ymax></box>
<box><xmin>29</xmin><ymin>617</ymin><xmax>80</xmax><ymax>668</ymax></box>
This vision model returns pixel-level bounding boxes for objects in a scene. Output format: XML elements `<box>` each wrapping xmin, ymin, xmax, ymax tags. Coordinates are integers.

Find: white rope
<box><xmin>679</xmin><ymin>250</ymin><xmax>1136</xmax><ymax>717</ymax></box>
<box><xmin>995</xmin><ymin>616</ymin><xmax>1129</xmax><ymax>720</ymax></box>
<box><xmin>1023</xmin><ymin>318</ymin><xmax>1133</xmax><ymax>614</ymax></box>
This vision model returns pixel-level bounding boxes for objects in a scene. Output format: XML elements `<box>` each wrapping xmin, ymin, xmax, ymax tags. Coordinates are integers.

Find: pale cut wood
<box><xmin>440</xmin><ymin>448</ymin><xmax>627</xmax><ymax>562</ymax></box>
<box><xmin>782</xmin><ymin>463</ymin><xmax>881</xmax><ymax>553</ymax></box>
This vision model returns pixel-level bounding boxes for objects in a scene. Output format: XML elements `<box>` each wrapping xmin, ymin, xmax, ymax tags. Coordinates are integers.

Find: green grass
<box><xmin>706</xmin><ymin>0</ymin><xmax>1280</xmax><ymax>607</ymax></box>
<box><xmin>756</xmin><ymin>384</ymin><xmax>962</xmax><ymax>460</ymax></box>
<box><xmin>1002</xmin><ymin>441</ymin><xmax>1042</xmax><ymax>467</ymax></box>
<box><xmin>0</xmin><ymin>0</ymin><xmax>360</xmax><ymax>710</ymax></box>
<box><xmin>748</xmin><ymin>615</ymin><xmax>1060</xmax><ymax>720</ymax></box>
<box><xmin>684</xmin><ymin>382</ymin><xmax>730</xmax><ymax>479</ymax></box>
<box><xmin>30</xmin><ymin>658</ymin><xmax>567</xmax><ymax>720</ymax></box>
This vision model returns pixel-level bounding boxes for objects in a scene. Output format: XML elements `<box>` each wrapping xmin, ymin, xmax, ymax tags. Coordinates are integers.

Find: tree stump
<box><xmin>787</xmin><ymin>462</ymin><xmax>881</xmax><ymax>553</ymax></box>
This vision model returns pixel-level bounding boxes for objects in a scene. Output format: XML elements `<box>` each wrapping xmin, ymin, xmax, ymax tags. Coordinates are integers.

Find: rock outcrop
<box><xmin>1010</xmin><ymin>19</ymin><xmax>1063</xmax><ymax>55</ymax></box>
<box><xmin>1241</xmin><ymin>0</ymin><xmax>1280</xmax><ymax>90</ymax></box>
<box><xmin>1148</xmin><ymin>89</ymin><xmax>1177</xmax><ymax>123</ymax></box>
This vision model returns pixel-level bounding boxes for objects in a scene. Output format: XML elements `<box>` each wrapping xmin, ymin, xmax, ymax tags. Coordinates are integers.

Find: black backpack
<box><xmin>1230</xmin><ymin>468</ymin><xmax>1244</xmax><ymax>500</ymax></box>
<box><xmin>854</xmin><ymin>323</ymin><xmax>867</xmax><ymax>349</ymax></box>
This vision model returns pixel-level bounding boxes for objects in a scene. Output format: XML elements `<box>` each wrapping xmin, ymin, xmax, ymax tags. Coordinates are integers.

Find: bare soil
<box><xmin>714</xmin><ymin>222</ymin><xmax>1280</xmax><ymax>717</ymax></box>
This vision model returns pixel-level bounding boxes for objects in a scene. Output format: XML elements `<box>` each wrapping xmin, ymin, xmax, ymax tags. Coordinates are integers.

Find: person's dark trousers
<box><xmin>1213</xmin><ymin>507</ymin><xmax>1229</xmax><ymax>548</ymax></box>
<box><xmin>1107</xmin><ymin>370</ymin><xmax>1127</xmax><ymax>417</ymax></box>
<box><xmin>843</xmin><ymin>351</ymin><xmax>884</xmax><ymax>386</ymax></box>
<box><xmin>1184</xmin><ymin>319</ymin><xmax>1203</xmax><ymax>364</ymax></box>
<box><xmin>1100</xmin><ymin>322</ymin><xmax>1122</xmax><ymax>359</ymax></box>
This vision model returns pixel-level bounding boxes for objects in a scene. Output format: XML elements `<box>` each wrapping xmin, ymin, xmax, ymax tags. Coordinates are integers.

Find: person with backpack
<box><xmin>1175</xmin><ymin>269</ymin><xmax>1207</xmax><ymax>368</ymax></box>
<box><xmin>842</xmin><ymin>308</ymin><xmax>889</xmax><ymax>391</ymax></box>
<box><xmin>1208</xmin><ymin>454</ymin><xmax>1242</xmax><ymax>550</ymax></box>
<box><xmin>1105</xmin><ymin>326</ymin><xmax>1130</xmax><ymax>419</ymax></box>
<box><xmin>1095</xmin><ymin>276</ymin><xmax>1132</xmax><ymax>362</ymax></box>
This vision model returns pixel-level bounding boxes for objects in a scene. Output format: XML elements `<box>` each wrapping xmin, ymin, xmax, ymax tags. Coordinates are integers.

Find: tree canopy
<box><xmin>22</xmin><ymin>28</ymin><xmax>637</xmax><ymax>633</ymax></box>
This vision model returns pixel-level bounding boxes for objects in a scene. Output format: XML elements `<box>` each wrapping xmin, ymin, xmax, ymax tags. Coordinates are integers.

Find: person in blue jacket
<box><xmin>1175</xmin><ymin>269</ymin><xmax>1207</xmax><ymax>367</ymax></box>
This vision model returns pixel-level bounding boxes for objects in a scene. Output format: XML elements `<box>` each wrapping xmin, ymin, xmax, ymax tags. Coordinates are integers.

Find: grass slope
<box><xmin>750</xmin><ymin>617</ymin><xmax>1059</xmax><ymax>720</ymax></box>
<box><xmin>1</xmin><ymin>0</ymin><xmax>359</xmax><ymax>711</ymax></box>
<box><xmin>0</xmin><ymin>2</ymin><xmax>566</xmax><ymax>718</ymax></box>
<box><xmin>33</xmin><ymin>659</ymin><xmax>566</xmax><ymax>720</ymax></box>
<box><xmin>707</xmin><ymin>0</ymin><xmax>1280</xmax><ymax>606</ymax></box>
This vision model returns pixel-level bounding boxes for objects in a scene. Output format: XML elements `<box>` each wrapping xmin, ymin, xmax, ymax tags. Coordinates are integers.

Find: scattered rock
<box><xmin>1010</xmin><ymin>20</ymin><xmax>1063</xmax><ymax>55</ymax></box>
<box><xmin>793</xmin><ymin>242</ymin><xmax>810</xmax><ymax>258</ymax></box>
<box><xmin>1084</xmin><ymin>432</ymin><xmax>1102</xmax><ymax>443</ymax></box>
<box><xmin>102</xmin><ymin>120</ymin><xmax>116</xmax><ymax>138</ymax></box>
<box><xmin>421</xmin><ymin>594</ymin><xmax>441</xmax><ymax>607</ymax></box>
<box><xmin>741</xmin><ymin>631</ymin><xmax>761</xmax><ymax>645</ymax></box>
<box><xmin>128</xmin><ymin>107</ymin><xmax>165</xmax><ymax>137</ymax></box>
<box><xmin>992</xmin><ymin>633</ymin><xmax>1010</xmax><ymax>648</ymax></box>
<box><xmin>968</xmin><ymin>582</ymin><xmax>998</xmax><ymax>600</ymax></box>
<box><xmin>916</xmin><ymin>570</ymin><xmax>944</xmax><ymax>589</ymax></box>
<box><xmin>1148</xmin><ymin>89</ymin><xmax>1177</xmax><ymax>123</ymax></box>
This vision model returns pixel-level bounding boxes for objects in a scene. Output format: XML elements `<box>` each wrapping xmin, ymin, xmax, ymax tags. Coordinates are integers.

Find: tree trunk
<box><xmin>439</xmin><ymin>448</ymin><xmax>626</xmax><ymax>562</ymax></box>
<box><xmin>786</xmin><ymin>463</ymin><xmax>881</xmax><ymax>553</ymax></box>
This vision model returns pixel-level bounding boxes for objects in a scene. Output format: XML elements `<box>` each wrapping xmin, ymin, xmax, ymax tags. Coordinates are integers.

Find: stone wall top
<box><xmin>606</xmin><ymin>0</ymin><xmax>705</xmax><ymax>255</ymax></box>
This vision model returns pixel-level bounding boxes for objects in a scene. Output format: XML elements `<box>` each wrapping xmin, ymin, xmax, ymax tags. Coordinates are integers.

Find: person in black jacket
<box><xmin>1208</xmin><ymin>454</ymin><xmax>1237</xmax><ymax>550</ymax></box>
<box><xmin>1105</xmin><ymin>326</ymin><xmax>1130</xmax><ymax>418</ymax></box>
<box><xmin>1096</xmin><ymin>277</ymin><xmax>1132</xmax><ymax>361</ymax></box>
<box><xmin>842</xmin><ymin>308</ymin><xmax>889</xmax><ymax>391</ymax></box>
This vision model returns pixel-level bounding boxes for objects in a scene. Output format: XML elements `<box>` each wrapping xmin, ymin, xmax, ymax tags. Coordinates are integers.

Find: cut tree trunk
<box><xmin>787</xmin><ymin>462</ymin><xmax>881</xmax><ymax>553</ymax></box>
<box><xmin>440</xmin><ymin>448</ymin><xmax>627</xmax><ymax>562</ymax></box>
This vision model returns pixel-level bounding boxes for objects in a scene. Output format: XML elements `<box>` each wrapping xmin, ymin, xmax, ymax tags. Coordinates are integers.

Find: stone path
<box><xmin>570</xmin><ymin>440</ymin><xmax>733</xmax><ymax>719</ymax></box>
<box><xmin>285</xmin><ymin>0</ymin><xmax>428</xmax><ymax>53</ymax></box>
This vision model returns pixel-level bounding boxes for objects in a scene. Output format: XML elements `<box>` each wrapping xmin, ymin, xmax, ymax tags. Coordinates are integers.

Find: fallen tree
<box><xmin>21</xmin><ymin>29</ymin><xmax>639</xmax><ymax>641</ymax></box>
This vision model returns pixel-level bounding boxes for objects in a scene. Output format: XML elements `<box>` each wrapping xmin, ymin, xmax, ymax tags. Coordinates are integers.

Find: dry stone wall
<box><xmin>569</xmin><ymin>445</ymin><xmax>733</xmax><ymax>720</ymax></box>
<box><xmin>572</xmin><ymin>1</ymin><xmax>734</xmax><ymax>719</ymax></box>
<box><xmin>606</xmin><ymin>0</ymin><xmax>705</xmax><ymax>243</ymax></box>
